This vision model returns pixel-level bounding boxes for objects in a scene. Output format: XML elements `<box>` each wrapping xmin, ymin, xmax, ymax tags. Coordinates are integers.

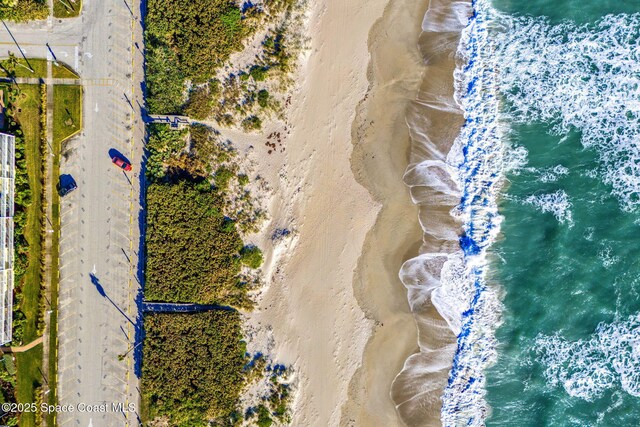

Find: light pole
<box><xmin>1</xmin><ymin>21</ymin><xmax>34</xmax><ymax>73</ymax></box>
<box><xmin>118</xmin><ymin>341</ymin><xmax>142</xmax><ymax>361</ymax></box>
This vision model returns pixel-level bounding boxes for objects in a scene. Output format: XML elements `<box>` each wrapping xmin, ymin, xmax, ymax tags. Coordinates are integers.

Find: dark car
<box><xmin>112</xmin><ymin>156</ymin><xmax>132</xmax><ymax>171</ymax></box>
<box><xmin>57</xmin><ymin>174</ymin><xmax>77</xmax><ymax>196</ymax></box>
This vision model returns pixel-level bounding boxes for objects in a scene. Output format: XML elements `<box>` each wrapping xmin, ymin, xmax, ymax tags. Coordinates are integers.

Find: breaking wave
<box><xmin>494</xmin><ymin>12</ymin><xmax>640</xmax><ymax>211</ymax></box>
<box><xmin>395</xmin><ymin>0</ymin><xmax>640</xmax><ymax>425</ymax></box>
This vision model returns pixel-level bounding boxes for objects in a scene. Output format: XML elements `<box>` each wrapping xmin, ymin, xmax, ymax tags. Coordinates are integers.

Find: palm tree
<box><xmin>4</xmin><ymin>52</ymin><xmax>17</xmax><ymax>78</ymax></box>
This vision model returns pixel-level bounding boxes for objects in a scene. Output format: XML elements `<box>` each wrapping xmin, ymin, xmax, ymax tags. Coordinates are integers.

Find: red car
<box><xmin>112</xmin><ymin>156</ymin><xmax>132</xmax><ymax>171</ymax></box>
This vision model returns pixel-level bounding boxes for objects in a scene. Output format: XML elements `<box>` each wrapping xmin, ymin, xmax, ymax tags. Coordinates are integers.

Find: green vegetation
<box><xmin>248</xmin><ymin>66</ymin><xmax>268</xmax><ymax>82</ymax></box>
<box><xmin>145</xmin><ymin>45</ymin><xmax>185</xmax><ymax>115</ymax></box>
<box><xmin>256</xmin><ymin>405</ymin><xmax>273</xmax><ymax>427</ymax></box>
<box><xmin>144</xmin><ymin>0</ymin><xmax>256</xmax><ymax>113</ymax></box>
<box><xmin>141</xmin><ymin>311</ymin><xmax>246</xmax><ymax>426</ymax></box>
<box><xmin>51</xmin><ymin>63</ymin><xmax>79</xmax><ymax>79</ymax></box>
<box><xmin>240</xmin><ymin>246</ymin><xmax>263</xmax><ymax>269</ymax></box>
<box><xmin>52</xmin><ymin>85</ymin><xmax>82</xmax><ymax>144</ymax></box>
<box><xmin>0</xmin><ymin>55</ymin><xmax>79</xmax><ymax>80</ymax></box>
<box><xmin>257</xmin><ymin>90</ymin><xmax>270</xmax><ymax>108</ymax></box>
<box><xmin>204</xmin><ymin>24</ymin><xmax>300</xmax><ymax>128</ymax></box>
<box><xmin>237</xmin><ymin>174</ymin><xmax>249</xmax><ymax>186</ymax></box>
<box><xmin>0</xmin><ymin>83</ymin><xmax>46</xmax><ymax>427</ymax></box>
<box><xmin>214</xmin><ymin>166</ymin><xmax>235</xmax><ymax>191</ymax></box>
<box><xmin>145</xmin><ymin>180</ymin><xmax>251</xmax><ymax>306</ymax></box>
<box><xmin>0</xmin><ymin>0</ymin><xmax>47</xmax><ymax>21</ymax></box>
<box><xmin>0</xmin><ymin>81</ymin><xmax>80</xmax><ymax>426</ymax></box>
<box><xmin>142</xmin><ymin>123</ymin><xmax>270</xmax><ymax>422</ymax></box>
<box><xmin>143</xmin><ymin>0</ymin><xmax>303</xmax><ymax>134</ymax></box>
<box><xmin>10</xmin><ymin>84</ymin><xmax>45</xmax><ymax>346</ymax></box>
<box><xmin>145</xmin><ymin>123</ymin><xmax>231</xmax><ymax>181</ymax></box>
<box><xmin>242</xmin><ymin>360</ymin><xmax>292</xmax><ymax>426</ymax></box>
<box><xmin>0</xmin><ymin>354</ymin><xmax>18</xmax><ymax>426</ymax></box>
<box><xmin>53</xmin><ymin>0</ymin><xmax>81</xmax><ymax>18</ymax></box>
<box><xmin>144</xmin><ymin>124</ymin><xmax>187</xmax><ymax>181</ymax></box>
<box><xmin>46</xmin><ymin>118</ymin><xmax>62</xmax><ymax>427</ymax></box>
<box><xmin>0</xmin><ymin>56</ymin><xmax>47</xmax><ymax>79</ymax></box>
<box><xmin>262</xmin><ymin>28</ymin><xmax>296</xmax><ymax>75</ymax></box>
<box><xmin>14</xmin><ymin>346</ymin><xmax>43</xmax><ymax>427</ymax></box>
<box><xmin>13</xmin><ymin>85</ymin><xmax>46</xmax><ymax>427</ymax></box>
<box><xmin>183</xmin><ymin>86</ymin><xmax>213</xmax><ymax>120</ymax></box>
<box><xmin>241</xmin><ymin>115</ymin><xmax>262</xmax><ymax>131</ymax></box>
<box><xmin>142</xmin><ymin>1</ymin><xmax>303</xmax><ymax>420</ymax></box>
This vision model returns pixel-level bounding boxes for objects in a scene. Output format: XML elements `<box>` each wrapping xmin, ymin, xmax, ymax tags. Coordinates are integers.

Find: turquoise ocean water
<box><xmin>439</xmin><ymin>0</ymin><xmax>640</xmax><ymax>425</ymax></box>
<box><xmin>484</xmin><ymin>0</ymin><xmax>640</xmax><ymax>425</ymax></box>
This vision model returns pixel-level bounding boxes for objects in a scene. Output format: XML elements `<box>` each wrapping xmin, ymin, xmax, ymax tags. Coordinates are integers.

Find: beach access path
<box><xmin>1</xmin><ymin>0</ymin><xmax>145</xmax><ymax>425</ymax></box>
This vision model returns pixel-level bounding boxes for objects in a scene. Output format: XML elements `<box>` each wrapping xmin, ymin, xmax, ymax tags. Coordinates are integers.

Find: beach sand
<box><xmin>342</xmin><ymin>0</ymin><xmax>433</xmax><ymax>425</ymax></box>
<box><xmin>238</xmin><ymin>0</ymin><xmax>439</xmax><ymax>425</ymax></box>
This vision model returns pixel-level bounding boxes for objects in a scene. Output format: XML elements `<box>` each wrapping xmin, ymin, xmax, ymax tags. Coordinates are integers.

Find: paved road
<box><xmin>1</xmin><ymin>1</ymin><xmax>145</xmax><ymax>426</ymax></box>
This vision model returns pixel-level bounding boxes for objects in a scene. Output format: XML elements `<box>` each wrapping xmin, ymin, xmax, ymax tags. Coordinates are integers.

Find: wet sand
<box><xmin>341</xmin><ymin>0</ymin><xmax>432</xmax><ymax>425</ymax></box>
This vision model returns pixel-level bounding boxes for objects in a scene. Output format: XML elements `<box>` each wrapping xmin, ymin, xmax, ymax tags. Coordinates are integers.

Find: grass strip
<box><xmin>52</xmin><ymin>85</ymin><xmax>82</xmax><ymax>145</ymax></box>
<box><xmin>51</xmin><ymin>63</ymin><xmax>79</xmax><ymax>80</ymax></box>
<box><xmin>0</xmin><ymin>58</ymin><xmax>47</xmax><ymax>79</ymax></box>
<box><xmin>53</xmin><ymin>0</ymin><xmax>82</xmax><ymax>18</ymax></box>
<box><xmin>45</xmin><ymin>123</ymin><xmax>62</xmax><ymax>427</ymax></box>
<box><xmin>0</xmin><ymin>58</ymin><xmax>79</xmax><ymax>80</ymax></box>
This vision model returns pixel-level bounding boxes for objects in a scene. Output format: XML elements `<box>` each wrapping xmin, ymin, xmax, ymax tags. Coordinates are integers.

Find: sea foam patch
<box><xmin>535</xmin><ymin>314</ymin><xmax>640</xmax><ymax>401</ymax></box>
<box><xmin>493</xmin><ymin>12</ymin><xmax>640</xmax><ymax>211</ymax></box>
<box><xmin>523</xmin><ymin>190</ymin><xmax>573</xmax><ymax>225</ymax></box>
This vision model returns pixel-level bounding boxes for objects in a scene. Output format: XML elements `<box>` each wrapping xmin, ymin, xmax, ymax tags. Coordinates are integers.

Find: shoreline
<box><xmin>341</xmin><ymin>0</ymin><xmax>432</xmax><ymax>424</ymax></box>
<box><xmin>233</xmin><ymin>0</ymin><xmax>470</xmax><ymax>424</ymax></box>
<box><xmin>391</xmin><ymin>0</ymin><xmax>473</xmax><ymax>426</ymax></box>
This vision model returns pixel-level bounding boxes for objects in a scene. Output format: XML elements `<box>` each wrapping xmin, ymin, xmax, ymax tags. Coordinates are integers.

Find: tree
<box><xmin>4</xmin><ymin>53</ymin><xmax>18</xmax><ymax>78</ymax></box>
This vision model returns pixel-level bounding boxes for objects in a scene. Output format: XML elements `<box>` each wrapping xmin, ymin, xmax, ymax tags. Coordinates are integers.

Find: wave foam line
<box><xmin>441</xmin><ymin>1</ymin><xmax>640</xmax><ymax>423</ymax></box>
<box><xmin>440</xmin><ymin>0</ymin><xmax>505</xmax><ymax>425</ymax></box>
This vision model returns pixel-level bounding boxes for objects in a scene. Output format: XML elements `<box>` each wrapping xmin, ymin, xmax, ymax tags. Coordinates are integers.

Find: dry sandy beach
<box><xmin>237</xmin><ymin>0</ymin><xmax>440</xmax><ymax>425</ymax></box>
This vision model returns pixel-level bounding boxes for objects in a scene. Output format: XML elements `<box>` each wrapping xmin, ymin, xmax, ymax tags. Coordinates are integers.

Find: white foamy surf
<box><xmin>438</xmin><ymin>0</ymin><xmax>505</xmax><ymax>424</ymax></box>
<box><xmin>397</xmin><ymin>0</ymin><xmax>640</xmax><ymax>425</ymax></box>
<box><xmin>523</xmin><ymin>190</ymin><xmax>573</xmax><ymax>225</ymax></box>
<box><xmin>492</xmin><ymin>11</ymin><xmax>640</xmax><ymax>212</ymax></box>
<box><xmin>393</xmin><ymin>0</ymin><xmax>507</xmax><ymax>424</ymax></box>
<box><xmin>439</xmin><ymin>0</ymin><xmax>640</xmax><ymax>424</ymax></box>
<box><xmin>535</xmin><ymin>314</ymin><xmax>640</xmax><ymax>401</ymax></box>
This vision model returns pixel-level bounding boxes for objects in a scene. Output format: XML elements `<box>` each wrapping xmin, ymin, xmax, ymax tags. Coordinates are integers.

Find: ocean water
<box><xmin>439</xmin><ymin>0</ymin><xmax>640</xmax><ymax>425</ymax></box>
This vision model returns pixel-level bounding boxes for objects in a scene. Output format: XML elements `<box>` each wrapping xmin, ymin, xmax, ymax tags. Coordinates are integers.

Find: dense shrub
<box><xmin>145</xmin><ymin>124</ymin><xmax>187</xmax><ymax>181</ymax></box>
<box><xmin>241</xmin><ymin>115</ymin><xmax>262</xmax><ymax>131</ymax></box>
<box><xmin>240</xmin><ymin>246</ymin><xmax>263</xmax><ymax>269</ymax></box>
<box><xmin>0</xmin><ymin>0</ymin><xmax>48</xmax><ymax>21</ymax></box>
<box><xmin>144</xmin><ymin>44</ymin><xmax>186</xmax><ymax>114</ymax></box>
<box><xmin>145</xmin><ymin>180</ymin><xmax>249</xmax><ymax>305</ymax></box>
<box><xmin>214</xmin><ymin>166</ymin><xmax>235</xmax><ymax>191</ymax></box>
<box><xmin>237</xmin><ymin>174</ymin><xmax>250</xmax><ymax>186</ymax></box>
<box><xmin>257</xmin><ymin>90</ymin><xmax>270</xmax><ymax>108</ymax></box>
<box><xmin>145</xmin><ymin>0</ymin><xmax>254</xmax><ymax>112</ymax></box>
<box><xmin>249</xmin><ymin>66</ymin><xmax>268</xmax><ymax>82</ymax></box>
<box><xmin>146</xmin><ymin>124</ymin><xmax>227</xmax><ymax>180</ymax></box>
<box><xmin>142</xmin><ymin>311</ymin><xmax>246</xmax><ymax>426</ymax></box>
<box><xmin>183</xmin><ymin>86</ymin><xmax>213</xmax><ymax>120</ymax></box>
